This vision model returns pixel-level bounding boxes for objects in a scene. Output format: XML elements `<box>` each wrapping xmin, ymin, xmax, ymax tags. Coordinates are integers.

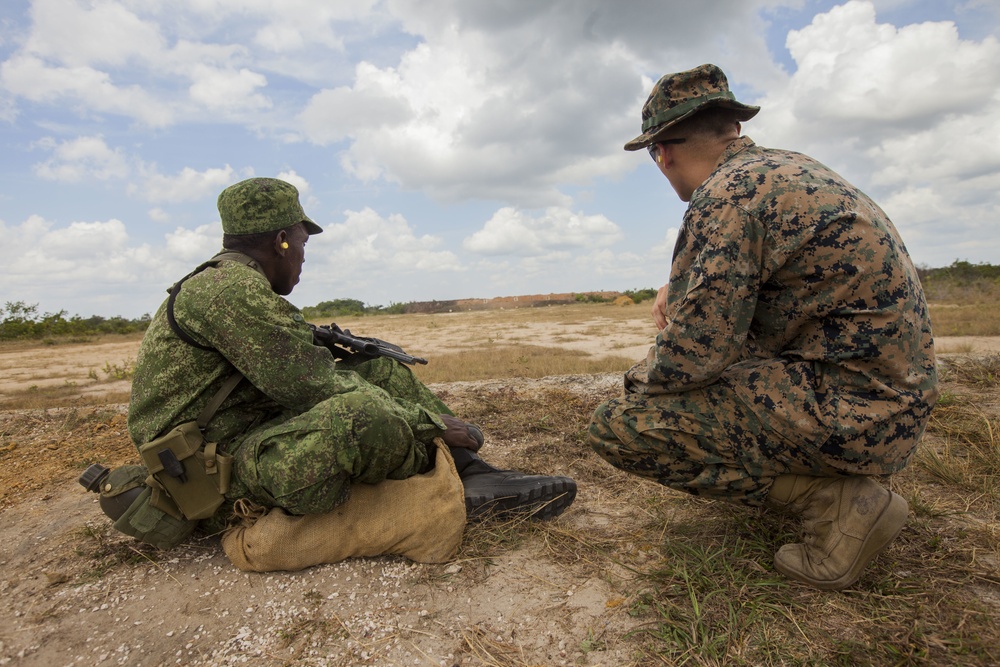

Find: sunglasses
<box><xmin>648</xmin><ymin>138</ymin><xmax>686</xmax><ymax>161</ymax></box>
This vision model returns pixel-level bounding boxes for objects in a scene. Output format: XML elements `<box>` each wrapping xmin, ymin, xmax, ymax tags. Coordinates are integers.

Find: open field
<box><xmin>2</xmin><ymin>301</ymin><xmax>999</xmax><ymax>405</ymax></box>
<box><xmin>0</xmin><ymin>301</ymin><xmax>998</xmax><ymax>666</ymax></box>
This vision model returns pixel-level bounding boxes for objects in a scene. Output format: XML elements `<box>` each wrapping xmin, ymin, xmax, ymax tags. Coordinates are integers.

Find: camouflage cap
<box><xmin>217</xmin><ymin>177</ymin><xmax>323</xmax><ymax>236</ymax></box>
<box><xmin>624</xmin><ymin>64</ymin><xmax>760</xmax><ymax>151</ymax></box>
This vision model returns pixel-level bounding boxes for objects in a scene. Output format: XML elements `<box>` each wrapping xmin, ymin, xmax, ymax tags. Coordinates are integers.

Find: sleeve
<box><xmin>181</xmin><ymin>273</ymin><xmax>355</xmax><ymax>409</ymax></box>
<box><xmin>180</xmin><ymin>270</ymin><xmax>444</xmax><ymax>436</ymax></box>
<box><xmin>627</xmin><ymin>198</ymin><xmax>763</xmax><ymax>394</ymax></box>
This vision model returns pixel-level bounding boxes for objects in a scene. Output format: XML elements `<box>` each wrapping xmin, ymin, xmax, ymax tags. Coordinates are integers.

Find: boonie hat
<box><xmin>624</xmin><ymin>64</ymin><xmax>760</xmax><ymax>151</ymax></box>
<box><xmin>218</xmin><ymin>177</ymin><xmax>323</xmax><ymax>236</ymax></box>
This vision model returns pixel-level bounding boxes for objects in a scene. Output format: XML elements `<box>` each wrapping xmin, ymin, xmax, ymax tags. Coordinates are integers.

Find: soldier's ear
<box><xmin>274</xmin><ymin>231</ymin><xmax>289</xmax><ymax>254</ymax></box>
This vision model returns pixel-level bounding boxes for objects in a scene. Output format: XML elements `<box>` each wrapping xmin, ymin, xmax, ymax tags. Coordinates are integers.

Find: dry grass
<box><xmin>928</xmin><ymin>303</ymin><xmax>1000</xmax><ymax>337</ymax></box>
<box><xmin>1</xmin><ymin>373</ymin><xmax>132</xmax><ymax>411</ymax></box>
<box><xmin>2</xmin><ymin>384</ymin><xmax>130</xmax><ymax>410</ymax></box>
<box><xmin>412</xmin><ymin>344</ymin><xmax>635</xmax><ymax>384</ymax></box>
<box><xmin>920</xmin><ymin>403</ymin><xmax>999</xmax><ymax>502</ymax></box>
<box><xmin>436</xmin><ymin>371</ymin><xmax>1000</xmax><ymax>666</ymax></box>
<box><xmin>940</xmin><ymin>353</ymin><xmax>1000</xmax><ymax>388</ymax></box>
<box><xmin>936</xmin><ymin>340</ymin><xmax>978</xmax><ymax>354</ymax></box>
<box><xmin>0</xmin><ymin>405</ymin><xmax>132</xmax><ymax>509</ymax></box>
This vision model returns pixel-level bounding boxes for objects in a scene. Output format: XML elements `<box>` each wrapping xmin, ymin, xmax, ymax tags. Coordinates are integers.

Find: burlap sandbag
<box><xmin>221</xmin><ymin>439</ymin><xmax>465</xmax><ymax>571</ymax></box>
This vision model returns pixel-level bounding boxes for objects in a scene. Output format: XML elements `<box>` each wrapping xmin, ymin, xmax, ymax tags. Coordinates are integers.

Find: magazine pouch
<box><xmin>139</xmin><ymin>421</ymin><xmax>232</xmax><ymax>521</ymax></box>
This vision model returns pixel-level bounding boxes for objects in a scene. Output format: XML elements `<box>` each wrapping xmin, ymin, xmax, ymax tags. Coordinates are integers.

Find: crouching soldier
<box><xmin>588</xmin><ymin>65</ymin><xmax>937</xmax><ymax>590</ymax></box>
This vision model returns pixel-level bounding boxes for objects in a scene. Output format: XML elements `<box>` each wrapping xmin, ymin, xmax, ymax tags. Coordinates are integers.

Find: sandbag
<box><xmin>221</xmin><ymin>439</ymin><xmax>465</xmax><ymax>571</ymax></box>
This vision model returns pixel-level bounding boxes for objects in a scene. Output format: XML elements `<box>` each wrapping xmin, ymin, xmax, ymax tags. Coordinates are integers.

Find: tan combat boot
<box><xmin>766</xmin><ymin>474</ymin><xmax>909</xmax><ymax>590</ymax></box>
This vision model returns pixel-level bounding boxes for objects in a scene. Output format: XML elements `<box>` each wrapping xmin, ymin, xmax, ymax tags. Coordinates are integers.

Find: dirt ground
<box><xmin>1</xmin><ymin>316</ymin><xmax>998</xmax><ymax>667</ymax></box>
<box><xmin>0</xmin><ymin>311</ymin><xmax>657</xmax><ymax>667</ymax></box>
<box><xmin>0</xmin><ymin>377</ymin><xmax>649</xmax><ymax>667</ymax></box>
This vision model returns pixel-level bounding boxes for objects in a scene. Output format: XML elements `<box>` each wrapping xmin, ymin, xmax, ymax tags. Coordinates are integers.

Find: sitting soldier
<box><xmin>87</xmin><ymin>177</ymin><xmax>575</xmax><ymax>557</ymax></box>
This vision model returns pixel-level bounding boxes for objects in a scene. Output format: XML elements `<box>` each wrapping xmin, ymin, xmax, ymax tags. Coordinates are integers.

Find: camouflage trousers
<box><xmin>588</xmin><ymin>382</ymin><xmax>843</xmax><ymax>505</ymax></box>
<box><xmin>227</xmin><ymin>356</ymin><xmax>452</xmax><ymax>515</ymax></box>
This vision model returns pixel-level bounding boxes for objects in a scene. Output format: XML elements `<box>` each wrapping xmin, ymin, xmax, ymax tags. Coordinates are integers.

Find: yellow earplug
<box><xmin>281</xmin><ymin>242</ymin><xmax>289</xmax><ymax>249</ymax></box>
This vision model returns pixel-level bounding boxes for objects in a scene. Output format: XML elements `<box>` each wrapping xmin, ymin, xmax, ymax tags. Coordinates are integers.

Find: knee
<box><xmin>328</xmin><ymin>391</ymin><xmax>410</xmax><ymax>440</ymax></box>
<box><xmin>341</xmin><ymin>355</ymin><xmax>396</xmax><ymax>383</ymax></box>
<box><xmin>587</xmin><ymin>400</ymin><xmax>626</xmax><ymax>459</ymax></box>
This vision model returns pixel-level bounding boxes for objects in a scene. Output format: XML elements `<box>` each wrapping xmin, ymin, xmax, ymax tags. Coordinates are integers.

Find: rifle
<box><xmin>310</xmin><ymin>323</ymin><xmax>428</xmax><ymax>366</ymax></box>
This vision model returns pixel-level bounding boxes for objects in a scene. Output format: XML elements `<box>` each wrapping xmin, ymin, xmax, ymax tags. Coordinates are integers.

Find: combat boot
<box><xmin>449</xmin><ymin>448</ymin><xmax>576</xmax><ymax>521</ymax></box>
<box><xmin>766</xmin><ymin>474</ymin><xmax>909</xmax><ymax>590</ymax></box>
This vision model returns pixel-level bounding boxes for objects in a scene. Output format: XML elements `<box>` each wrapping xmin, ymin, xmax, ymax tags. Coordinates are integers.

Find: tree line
<box><xmin>3</xmin><ymin>261</ymin><xmax>997</xmax><ymax>341</ymax></box>
<box><xmin>0</xmin><ymin>301</ymin><xmax>152</xmax><ymax>341</ymax></box>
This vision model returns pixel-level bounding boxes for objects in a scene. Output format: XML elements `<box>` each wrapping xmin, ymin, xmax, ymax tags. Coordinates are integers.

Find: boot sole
<box><xmin>466</xmin><ymin>478</ymin><xmax>577</xmax><ymax>522</ymax></box>
<box><xmin>776</xmin><ymin>490</ymin><xmax>909</xmax><ymax>591</ymax></box>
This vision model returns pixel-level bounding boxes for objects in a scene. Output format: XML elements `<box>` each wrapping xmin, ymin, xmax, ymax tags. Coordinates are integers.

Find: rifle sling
<box><xmin>166</xmin><ymin>251</ymin><xmax>262</xmax><ymax>428</ymax></box>
<box><xmin>167</xmin><ymin>280</ymin><xmax>214</xmax><ymax>351</ymax></box>
<box><xmin>196</xmin><ymin>372</ymin><xmax>244</xmax><ymax>430</ymax></box>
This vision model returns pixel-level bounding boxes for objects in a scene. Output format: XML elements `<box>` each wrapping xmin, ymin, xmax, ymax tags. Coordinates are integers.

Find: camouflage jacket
<box><xmin>127</xmin><ymin>254</ymin><xmax>443</xmax><ymax>448</ymax></box>
<box><xmin>626</xmin><ymin>137</ymin><xmax>938</xmax><ymax>473</ymax></box>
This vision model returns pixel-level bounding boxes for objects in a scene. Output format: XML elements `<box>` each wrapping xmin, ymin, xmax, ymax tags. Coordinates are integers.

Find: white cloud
<box><xmin>25</xmin><ymin>0</ymin><xmax>166</xmax><ymax>67</ymax></box>
<box><xmin>32</xmin><ymin>135</ymin><xmax>130</xmax><ymax>182</ymax></box>
<box><xmin>188</xmin><ymin>64</ymin><xmax>271</xmax><ymax>112</ymax></box>
<box><xmin>748</xmin><ymin>0</ymin><xmax>1000</xmax><ymax>267</ymax></box>
<box><xmin>149</xmin><ymin>208</ymin><xmax>171</xmax><ymax>223</ymax></box>
<box><xmin>650</xmin><ymin>227</ymin><xmax>680</xmax><ymax>262</ymax></box>
<box><xmin>28</xmin><ymin>138</ymin><xmax>261</xmax><ymax>221</ymax></box>
<box><xmin>131</xmin><ymin>165</ymin><xmax>244</xmax><ymax>204</ymax></box>
<box><xmin>1</xmin><ymin>215</ymin><xmax>135</xmax><ymax>288</ymax></box>
<box><xmin>880</xmin><ymin>186</ymin><xmax>950</xmax><ymax>235</ymax></box>
<box><xmin>0</xmin><ymin>1</ymin><xmax>275</xmax><ymax>125</ymax></box>
<box><xmin>0</xmin><ymin>92</ymin><xmax>16</xmax><ymax>122</ymax></box>
<box><xmin>320</xmin><ymin>39</ymin><xmax>637</xmax><ymax>206</ymax></box>
<box><xmin>164</xmin><ymin>223</ymin><xmax>223</xmax><ymax>263</ymax></box>
<box><xmin>297</xmin><ymin>62</ymin><xmax>414</xmax><ymax>145</ymax></box>
<box><xmin>868</xmin><ymin>108</ymin><xmax>1000</xmax><ymax>187</ymax></box>
<box><xmin>43</xmin><ymin>218</ymin><xmax>130</xmax><ymax>259</ymax></box>
<box><xmin>0</xmin><ymin>54</ymin><xmax>174</xmax><ymax>126</ymax></box>
<box><xmin>310</xmin><ymin>207</ymin><xmax>462</xmax><ymax>274</ymax></box>
<box><xmin>754</xmin><ymin>1</ymin><xmax>1000</xmax><ymax>152</ymax></box>
<box><xmin>782</xmin><ymin>1</ymin><xmax>998</xmax><ymax>127</ymax></box>
<box><xmin>298</xmin><ymin>0</ymin><xmax>783</xmax><ymax>206</ymax></box>
<box><xmin>247</xmin><ymin>0</ymin><xmax>378</xmax><ymax>52</ymax></box>
<box><xmin>463</xmin><ymin>207</ymin><xmax>623</xmax><ymax>256</ymax></box>
<box><xmin>0</xmin><ymin>213</ymin><xmax>219</xmax><ymax>316</ymax></box>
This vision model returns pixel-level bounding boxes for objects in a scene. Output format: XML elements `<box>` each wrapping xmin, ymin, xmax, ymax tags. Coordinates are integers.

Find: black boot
<box><xmin>449</xmin><ymin>448</ymin><xmax>576</xmax><ymax>521</ymax></box>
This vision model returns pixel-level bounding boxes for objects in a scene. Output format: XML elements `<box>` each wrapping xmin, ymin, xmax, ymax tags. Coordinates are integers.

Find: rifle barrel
<box><xmin>315</xmin><ymin>324</ymin><xmax>428</xmax><ymax>365</ymax></box>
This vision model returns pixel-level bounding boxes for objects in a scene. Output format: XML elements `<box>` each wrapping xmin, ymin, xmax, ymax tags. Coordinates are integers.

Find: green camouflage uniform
<box><xmin>589</xmin><ymin>136</ymin><xmax>938</xmax><ymax>504</ymax></box>
<box><xmin>127</xmin><ymin>255</ymin><xmax>450</xmax><ymax>516</ymax></box>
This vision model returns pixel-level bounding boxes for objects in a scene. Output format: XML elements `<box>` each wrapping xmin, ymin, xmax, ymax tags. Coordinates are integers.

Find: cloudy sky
<box><xmin>1</xmin><ymin>0</ymin><xmax>998</xmax><ymax>318</ymax></box>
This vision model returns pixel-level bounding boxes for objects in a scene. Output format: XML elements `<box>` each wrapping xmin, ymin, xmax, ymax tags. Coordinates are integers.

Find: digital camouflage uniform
<box><xmin>589</xmin><ymin>136</ymin><xmax>938</xmax><ymax>504</ymax></box>
<box><xmin>128</xmin><ymin>255</ymin><xmax>451</xmax><ymax>517</ymax></box>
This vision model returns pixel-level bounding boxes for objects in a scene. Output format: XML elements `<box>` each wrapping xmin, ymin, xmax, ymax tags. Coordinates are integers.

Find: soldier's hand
<box><xmin>652</xmin><ymin>283</ymin><xmax>669</xmax><ymax>330</ymax></box>
<box><xmin>439</xmin><ymin>415</ymin><xmax>482</xmax><ymax>451</ymax></box>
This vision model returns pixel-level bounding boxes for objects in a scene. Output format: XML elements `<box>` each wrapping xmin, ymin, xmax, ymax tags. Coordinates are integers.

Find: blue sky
<box><xmin>1</xmin><ymin>0</ymin><xmax>998</xmax><ymax>318</ymax></box>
